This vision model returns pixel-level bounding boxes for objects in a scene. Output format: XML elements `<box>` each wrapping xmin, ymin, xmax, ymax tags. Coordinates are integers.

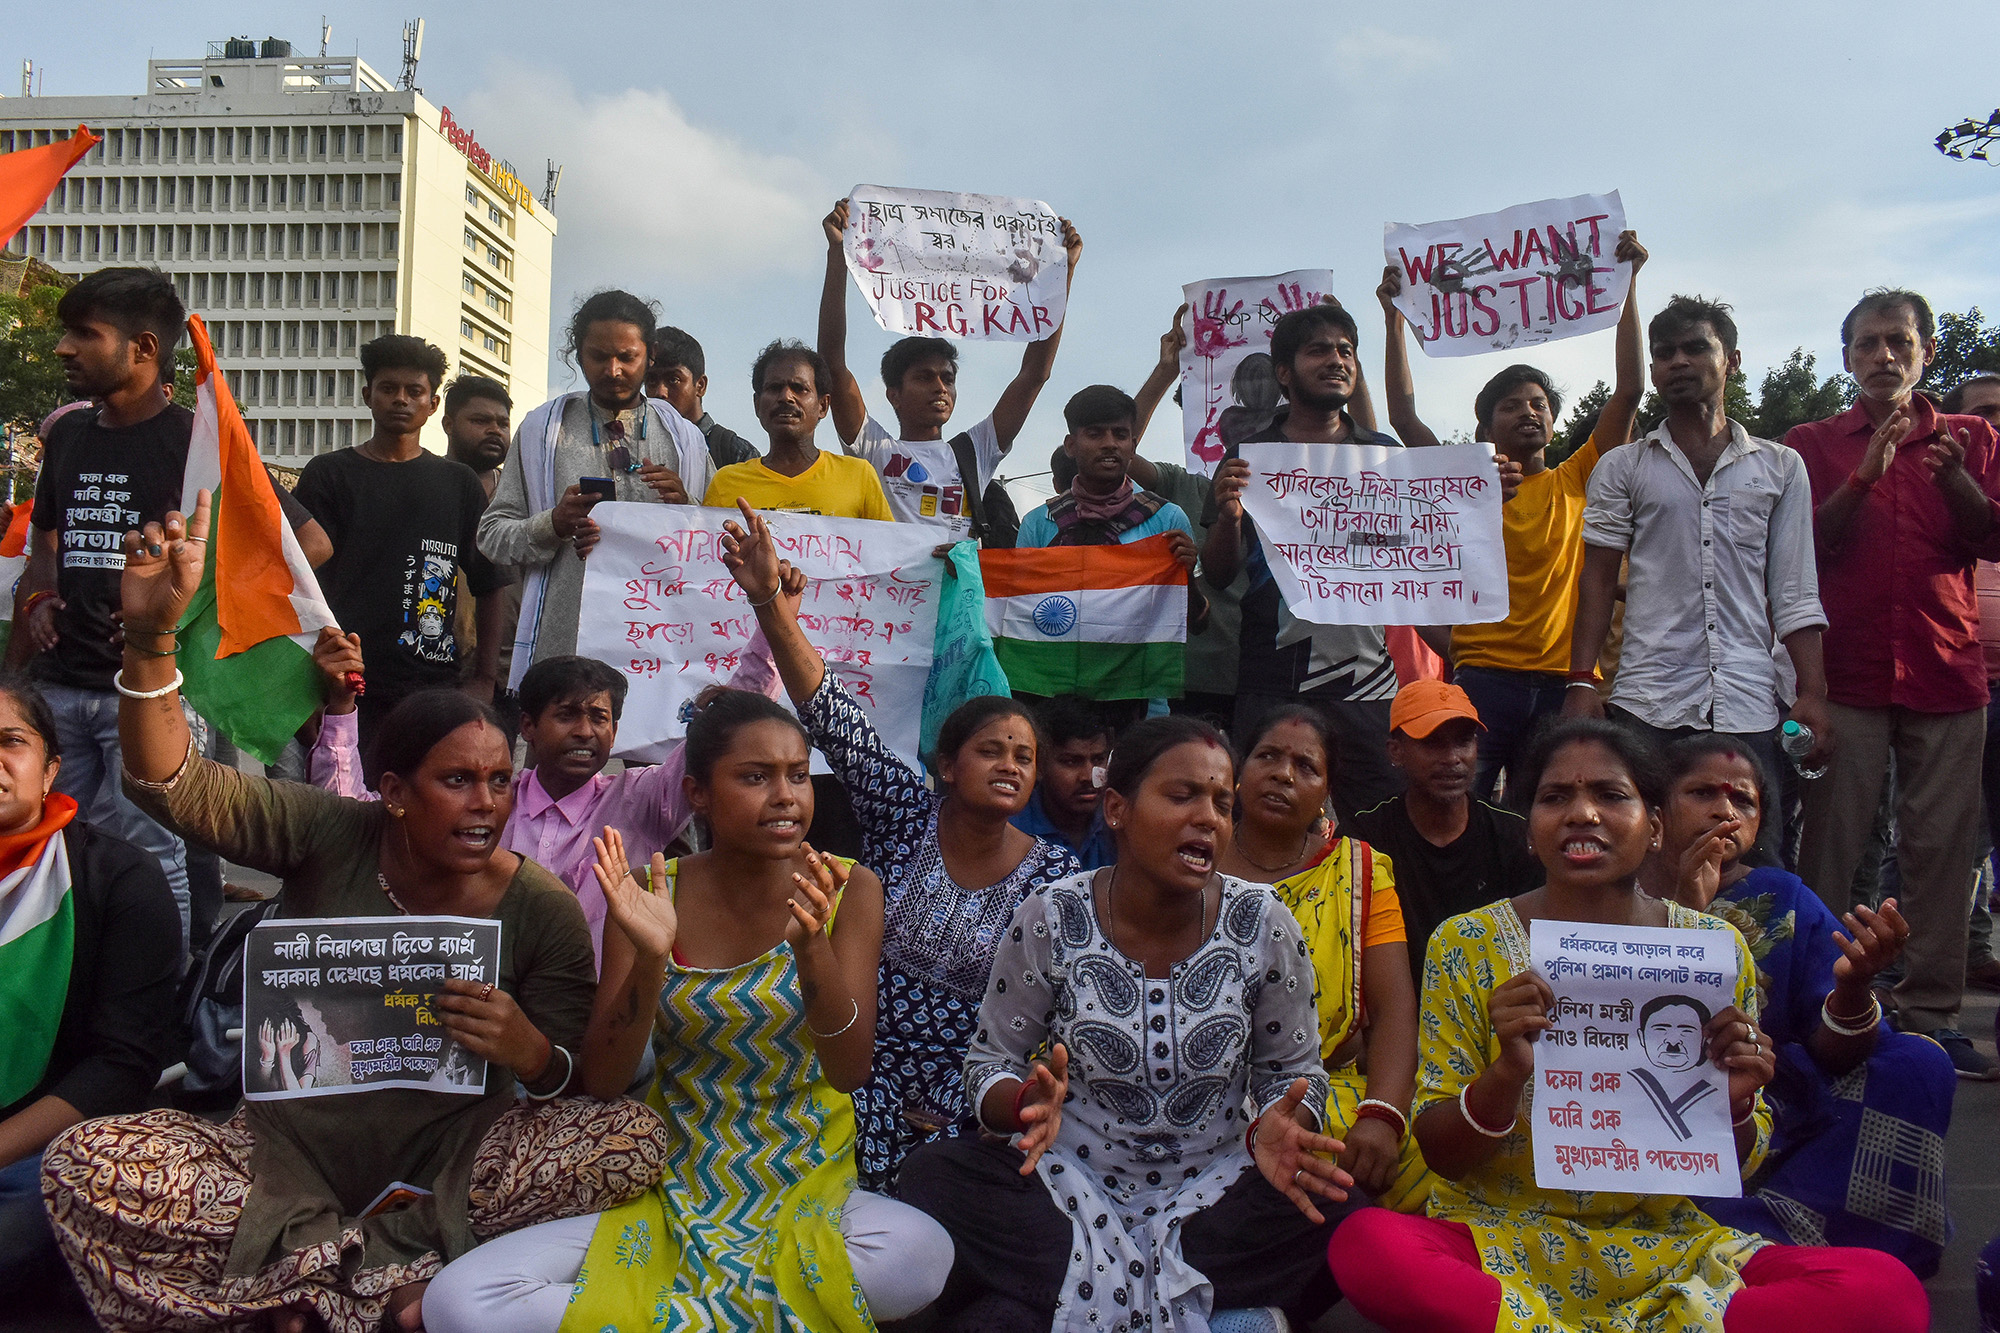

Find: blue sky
<box><xmin>10</xmin><ymin>2</ymin><xmax>1999</xmax><ymax>504</ymax></box>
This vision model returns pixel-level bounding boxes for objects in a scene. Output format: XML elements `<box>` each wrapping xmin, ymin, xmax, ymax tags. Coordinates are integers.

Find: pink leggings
<box><xmin>1329</xmin><ymin>1209</ymin><xmax>1928</xmax><ymax>1333</ymax></box>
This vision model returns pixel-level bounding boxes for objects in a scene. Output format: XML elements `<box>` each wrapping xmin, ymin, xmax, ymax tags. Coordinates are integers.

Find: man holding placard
<box><xmin>1376</xmin><ymin>232</ymin><xmax>1649</xmax><ymax>798</ymax></box>
<box><xmin>1202</xmin><ymin>302</ymin><xmax>1410</xmax><ymax>820</ymax></box>
<box><xmin>818</xmin><ymin>194</ymin><xmax>1081</xmax><ymax>544</ymax></box>
<box><xmin>1564</xmin><ymin>295</ymin><xmax>1829</xmax><ymax>861</ymax></box>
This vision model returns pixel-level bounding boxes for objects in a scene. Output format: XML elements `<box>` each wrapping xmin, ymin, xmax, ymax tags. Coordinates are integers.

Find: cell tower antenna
<box><xmin>398</xmin><ymin>18</ymin><xmax>425</xmax><ymax>93</ymax></box>
<box><xmin>1936</xmin><ymin>108</ymin><xmax>2000</xmax><ymax>163</ymax></box>
<box><xmin>20</xmin><ymin>60</ymin><xmax>31</xmax><ymax>99</ymax></box>
<box><xmin>543</xmin><ymin>161</ymin><xmax>563</xmax><ymax>210</ymax></box>
<box><xmin>320</xmin><ymin>18</ymin><xmax>332</xmax><ymax>57</ymax></box>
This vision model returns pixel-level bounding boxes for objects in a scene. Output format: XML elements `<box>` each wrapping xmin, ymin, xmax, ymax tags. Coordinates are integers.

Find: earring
<box><xmin>388</xmin><ymin>806</ymin><xmax>403</xmax><ymax>819</ymax></box>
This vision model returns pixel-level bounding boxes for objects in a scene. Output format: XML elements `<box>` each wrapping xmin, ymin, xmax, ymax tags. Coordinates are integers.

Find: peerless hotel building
<box><xmin>0</xmin><ymin>37</ymin><xmax>557</xmax><ymax>460</ymax></box>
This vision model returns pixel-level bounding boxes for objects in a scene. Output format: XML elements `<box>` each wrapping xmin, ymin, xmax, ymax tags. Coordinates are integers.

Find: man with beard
<box><xmin>478</xmin><ymin>290</ymin><xmax>713</xmax><ymax>686</ymax></box>
<box><xmin>1564</xmin><ymin>296</ymin><xmax>1829</xmax><ymax>862</ymax></box>
<box><xmin>1376</xmin><ymin>233</ymin><xmax>1647</xmax><ymax>798</ymax></box>
<box><xmin>702</xmin><ymin>341</ymin><xmax>891</xmax><ymax>521</ymax></box>
<box><xmin>1787</xmin><ymin>291</ymin><xmax>2000</xmax><ymax>1077</ymax></box>
<box><xmin>1202</xmin><ymin>302</ymin><xmax>1410</xmax><ymax>822</ymax></box>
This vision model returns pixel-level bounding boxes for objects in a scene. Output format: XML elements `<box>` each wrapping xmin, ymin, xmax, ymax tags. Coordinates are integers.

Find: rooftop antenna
<box><xmin>1936</xmin><ymin>108</ymin><xmax>2000</xmax><ymax>163</ymax></box>
<box><xmin>542</xmin><ymin>161</ymin><xmax>563</xmax><ymax>210</ymax></box>
<box><xmin>320</xmin><ymin>18</ymin><xmax>332</xmax><ymax>57</ymax></box>
<box><xmin>20</xmin><ymin>60</ymin><xmax>30</xmax><ymax>98</ymax></box>
<box><xmin>398</xmin><ymin>18</ymin><xmax>424</xmax><ymax>93</ymax></box>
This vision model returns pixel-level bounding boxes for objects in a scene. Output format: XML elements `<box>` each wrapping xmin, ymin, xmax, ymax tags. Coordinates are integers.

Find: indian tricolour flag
<box><xmin>0</xmin><ymin>501</ymin><xmax>34</xmax><ymax>663</ymax></box>
<box><xmin>177</xmin><ymin>315</ymin><xmax>337</xmax><ymax>763</ymax></box>
<box><xmin>979</xmin><ymin>536</ymin><xmax>1187</xmax><ymax>700</ymax></box>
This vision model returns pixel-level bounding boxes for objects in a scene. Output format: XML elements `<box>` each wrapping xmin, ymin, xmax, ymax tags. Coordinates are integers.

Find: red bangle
<box><xmin>19</xmin><ymin>590</ymin><xmax>55</xmax><ymax>616</ymax></box>
<box><xmin>1010</xmin><ymin>1077</ymin><xmax>1036</xmax><ymax>1131</ymax></box>
<box><xmin>1243</xmin><ymin>1113</ymin><xmax>1265</xmax><ymax>1157</ymax></box>
<box><xmin>1353</xmin><ymin>1100</ymin><xmax>1409</xmax><ymax>1141</ymax></box>
<box><xmin>1565</xmin><ymin>669</ymin><xmax>1598</xmax><ymax>684</ymax></box>
<box><xmin>1846</xmin><ymin>473</ymin><xmax>1875</xmax><ymax>494</ymax></box>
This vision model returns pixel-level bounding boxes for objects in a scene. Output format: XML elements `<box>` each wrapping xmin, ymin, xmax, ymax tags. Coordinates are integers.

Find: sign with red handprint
<box><xmin>1384</xmin><ymin>190</ymin><xmax>1631</xmax><ymax>358</ymax></box>
<box><xmin>1177</xmin><ymin>269</ymin><xmax>1334</xmax><ymax>476</ymax></box>
<box><xmin>843</xmin><ymin>184</ymin><xmax>1069</xmax><ymax>343</ymax></box>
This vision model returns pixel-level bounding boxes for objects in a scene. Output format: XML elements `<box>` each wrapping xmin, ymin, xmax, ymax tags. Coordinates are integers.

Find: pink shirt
<box><xmin>309</xmin><ymin>637</ymin><xmax>784</xmax><ymax>966</ymax></box>
<box><xmin>1979</xmin><ymin>560</ymin><xmax>2000</xmax><ymax>683</ymax></box>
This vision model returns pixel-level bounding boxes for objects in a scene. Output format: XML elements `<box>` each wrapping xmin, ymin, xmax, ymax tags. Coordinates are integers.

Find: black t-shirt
<box><xmin>31</xmin><ymin>405</ymin><xmax>195</xmax><ymax>690</ymax></box>
<box><xmin>1349</xmin><ymin>794</ymin><xmax>1544</xmax><ymax>989</ymax></box>
<box><xmin>294</xmin><ymin>447</ymin><xmax>506</xmax><ymax>700</ymax></box>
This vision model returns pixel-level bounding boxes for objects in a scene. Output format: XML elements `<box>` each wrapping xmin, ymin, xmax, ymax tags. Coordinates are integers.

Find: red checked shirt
<box><xmin>1786</xmin><ymin>396</ymin><xmax>2000</xmax><ymax>713</ymax></box>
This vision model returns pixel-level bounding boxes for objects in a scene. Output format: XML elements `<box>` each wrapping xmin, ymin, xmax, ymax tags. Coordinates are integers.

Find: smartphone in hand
<box><xmin>578</xmin><ymin>476</ymin><xmax>617</xmax><ymax>504</ymax></box>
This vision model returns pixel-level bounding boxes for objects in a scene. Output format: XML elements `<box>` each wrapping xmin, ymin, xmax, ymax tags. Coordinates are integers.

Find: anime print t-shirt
<box><xmin>849</xmin><ymin>415</ymin><xmax>1002</xmax><ymax>539</ymax></box>
<box><xmin>294</xmin><ymin>447</ymin><xmax>506</xmax><ymax>702</ymax></box>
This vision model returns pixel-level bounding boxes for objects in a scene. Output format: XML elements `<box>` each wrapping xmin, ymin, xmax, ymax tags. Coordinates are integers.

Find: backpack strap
<box><xmin>946</xmin><ymin>431</ymin><xmax>988</xmax><ymax>542</ymax></box>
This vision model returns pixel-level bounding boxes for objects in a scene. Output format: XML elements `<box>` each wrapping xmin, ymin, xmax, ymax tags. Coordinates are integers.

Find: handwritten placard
<box><xmin>574</xmin><ymin>503</ymin><xmax>943</xmax><ymax>773</ymax></box>
<box><xmin>1177</xmin><ymin>270</ymin><xmax>1335</xmax><ymax>475</ymax></box>
<box><xmin>1235</xmin><ymin>441</ymin><xmax>1507</xmax><ymax>626</ymax></box>
<box><xmin>1385</xmin><ymin>191</ymin><xmax>1631</xmax><ymax>358</ymax></box>
<box><xmin>844</xmin><ymin>184</ymin><xmax>1068</xmax><ymax>342</ymax></box>
<box><xmin>1528</xmin><ymin>918</ymin><xmax>1740</xmax><ymax>1196</ymax></box>
<box><xmin>243</xmin><ymin>915</ymin><xmax>501</xmax><ymax>1101</ymax></box>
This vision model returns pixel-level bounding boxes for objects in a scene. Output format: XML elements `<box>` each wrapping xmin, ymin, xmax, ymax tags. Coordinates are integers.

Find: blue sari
<box><xmin>1698</xmin><ymin>865</ymin><xmax>1955</xmax><ymax>1276</ymax></box>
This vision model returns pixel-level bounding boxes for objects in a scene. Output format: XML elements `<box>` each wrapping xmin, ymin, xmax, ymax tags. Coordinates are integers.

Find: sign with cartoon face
<box><xmin>1527</xmin><ymin>918</ymin><xmax>1742</xmax><ymax>1195</ymax></box>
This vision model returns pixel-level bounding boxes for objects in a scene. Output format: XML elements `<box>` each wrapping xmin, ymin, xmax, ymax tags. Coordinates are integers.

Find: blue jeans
<box><xmin>40</xmin><ymin>681</ymin><xmax>189</xmax><ymax>947</ymax></box>
<box><xmin>1454</xmin><ymin>666</ymin><xmax>1572</xmax><ymax>801</ymax></box>
<box><xmin>0</xmin><ymin>1152</ymin><xmax>61</xmax><ymax>1296</ymax></box>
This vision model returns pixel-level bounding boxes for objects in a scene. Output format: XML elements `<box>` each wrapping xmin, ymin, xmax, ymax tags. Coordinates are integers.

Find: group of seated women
<box><xmin>16</xmin><ymin>494</ymin><xmax>1945</xmax><ymax>1331</ymax></box>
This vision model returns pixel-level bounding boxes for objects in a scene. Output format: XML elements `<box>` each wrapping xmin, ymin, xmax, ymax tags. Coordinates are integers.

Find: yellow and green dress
<box><xmin>562</xmin><ymin>861</ymin><xmax>873</xmax><ymax>1333</ymax></box>
<box><xmin>1274</xmin><ymin>836</ymin><xmax>1433</xmax><ymax>1212</ymax></box>
<box><xmin>1417</xmin><ymin>899</ymin><xmax>1774</xmax><ymax>1333</ymax></box>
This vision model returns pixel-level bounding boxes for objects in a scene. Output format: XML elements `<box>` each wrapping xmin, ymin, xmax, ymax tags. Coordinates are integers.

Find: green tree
<box><xmin>0</xmin><ymin>281</ymin><xmax>70</xmax><ymax>436</ymax></box>
<box><xmin>1547</xmin><ymin>379</ymin><xmax>1609</xmax><ymax>464</ymax></box>
<box><xmin>1922</xmin><ymin>307</ymin><xmax>2000</xmax><ymax>398</ymax></box>
<box><xmin>1749</xmin><ymin>348</ymin><xmax>1851</xmax><ymax>440</ymax></box>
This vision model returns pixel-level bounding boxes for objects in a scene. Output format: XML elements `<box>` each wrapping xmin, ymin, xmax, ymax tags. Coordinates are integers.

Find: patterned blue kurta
<box><xmin>797</xmin><ymin>674</ymin><xmax>1079</xmax><ymax>1191</ymax></box>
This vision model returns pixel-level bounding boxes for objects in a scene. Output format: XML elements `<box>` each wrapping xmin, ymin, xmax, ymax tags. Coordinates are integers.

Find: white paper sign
<box><xmin>574</xmin><ymin>503</ymin><xmax>943</xmax><ymax>773</ymax></box>
<box><xmin>1529</xmin><ymin>919</ymin><xmax>1742</xmax><ymax>1197</ymax></box>
<box><xmin>1384</xmin><ymin>191</ymin><xmax>1630</xmax><ymax>358</ymax></box>
<box><xmin>1235</xmin><ymin>441</ymin><xmax>1507</xmax><ymax>626</ymax></box>
<box><xmin>844</xmin><ymin>184</ymin><xmax>1068</xmax><ymax>342</ymax></box>
<box><xmin>1177</xmin><ymin>269</ymin><xmax>1335</xmax><ymax>476</ymax></box>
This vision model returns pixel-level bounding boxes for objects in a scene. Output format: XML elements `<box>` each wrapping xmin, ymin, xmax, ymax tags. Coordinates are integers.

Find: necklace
<box><xmin>376</xmin><ymin>871</ymin><xmax>411</xmax><ymax>916</ymax></box>
<box><xmin>1238</xmin><ymin>827</ymin><xmax>1313</xmax><ymax>875</ymax></box>
<box><xmin>1104</xmin><ymin>863</ymin><xmax>1213</xmax><ymax>964</ymax></box>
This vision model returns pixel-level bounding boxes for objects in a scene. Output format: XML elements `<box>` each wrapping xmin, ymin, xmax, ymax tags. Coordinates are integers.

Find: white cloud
<box><xmin>1332</xmin><ymin>27</ymin><xmax>1448</xmax><ymax>77</ymax></box>
<box><xmin>456</xmin><ymin>69</ymin><xmax>829</xmax><ymax>282</ymax></box>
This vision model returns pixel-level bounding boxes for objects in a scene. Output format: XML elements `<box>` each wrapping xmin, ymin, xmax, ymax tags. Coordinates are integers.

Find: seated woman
<box><xmin>40</xmin><ymin>497</ymin><xmax>666</xmax><ymax>1333</ymax></box>
<box><xmin>718</xmin><ymin>498</ymin><xmax>1079</xmax><ymax>1191</ymax></box>
<box><xmin>1645</xmin><ymin>735</ymin><xmax>1950</xmax><ymax>1274</ymax></box>
<box><xmin>1330</xmin><ymin>718</ymin><xmax>1929</xmax><ymax>1333</ymax></box>
<box><xmin>425</xmin><ymin>687</ymin><xmax>953</xmax><ymax>1331</ymax></box>
<box><xmin>1215</xmin><ymin>705</ymin><xmax>1430</xmax><ymax>1213</ymax></box>
<box><xmin>0</xmin><ymin>675</ymin><xmax>181</xmax><ymax>1300</ymax></box>
<box><xmin>901</xmin><ymin>716</ymin><xmax>1358</xmax><ymax>1332</ymax></box>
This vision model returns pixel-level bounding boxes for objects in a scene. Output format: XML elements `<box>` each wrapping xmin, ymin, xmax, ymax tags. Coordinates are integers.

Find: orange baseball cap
<box><xmin>1390</xmin><ymin>680</ymin><xmax>1484</xmax><ymax>738</ymax></box>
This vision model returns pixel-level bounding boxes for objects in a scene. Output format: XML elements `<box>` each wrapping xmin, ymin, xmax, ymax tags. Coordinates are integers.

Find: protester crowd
<box><xmin>8</xmin><ymin>193</ymin><xmax>2000</xmax><ymax>1333</ymax></box>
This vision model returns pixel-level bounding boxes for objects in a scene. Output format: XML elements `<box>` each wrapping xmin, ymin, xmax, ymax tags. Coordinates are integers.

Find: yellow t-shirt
<box><xmin>1450</xmin><ymin>433</ymin><xmax>1605</xmax><ymax>675</ymax></box>
<box><xmin>702</xmin><ymin>451</ymin><xmax>894</xmax><ymax>522</ymax></box>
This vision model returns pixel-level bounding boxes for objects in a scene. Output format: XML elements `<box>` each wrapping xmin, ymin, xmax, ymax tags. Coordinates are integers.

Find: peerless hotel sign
<box><xmin>439</xmin><ymin>106</ymin><xmax>537</xmax><ymax>214</ymax></box>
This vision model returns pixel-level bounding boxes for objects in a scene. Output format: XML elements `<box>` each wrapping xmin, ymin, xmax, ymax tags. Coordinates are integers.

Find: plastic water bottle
<box><xmin>1780</xmin><ymin>720</ymin><xmax>1826</xmax><ymax>780</ymax></box>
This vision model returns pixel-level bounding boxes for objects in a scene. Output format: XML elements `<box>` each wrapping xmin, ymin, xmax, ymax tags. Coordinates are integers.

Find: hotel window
<box><xmin>461</xmin><ymin>319</ymin><xmax>475</xmax><ymax>339</ymax></box>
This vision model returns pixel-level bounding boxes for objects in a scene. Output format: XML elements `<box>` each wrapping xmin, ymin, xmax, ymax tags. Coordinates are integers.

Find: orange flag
<box><xmin>0</xmin><ymin>126</ymin><xmax>99</xmax><ymax>250</ymax></box>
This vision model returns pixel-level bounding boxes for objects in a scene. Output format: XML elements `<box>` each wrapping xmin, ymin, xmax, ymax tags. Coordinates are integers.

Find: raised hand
<box><xmin>1059</xmin><ymin>218</ymin><xmax>1082</xmax><ymax>270</ymax></box>
<box><xmin>785</xmin><ymin>844</ymin><xmax>848</xmax><ymax>955</ymax></box>
<box><xmin>1252</xmin><ymin>1078</ymin><xmax>1352</xmax><ymax>1225</ymax></box>
<box><xmin>592</xmin><ymin>827</ymin><xmax>677</xmax><ymax>963</ymax></box>
<box><xmin>313</xmin><ymin>626</ymin><xmax>365</xmax><ymax>714</ymax></box>
<box><xmin>1014</xmin><ymin>1042</ymin><xmax>1069</xmax><ymax>1175</ymax></box>
<box><xmin>1614</xmin><ymin>229</ymin><xmax>1648</xmax><ymax>273</ymax></box>
<box><xmin>1488</xmin><ymin>970</ymin><xmax>1556</xmax><ymax>1086</ymax></box>
<box><xmin>823</xmin><ymin>198</ymin><xmax>850</xmax><ymax>249</ymax></box>
<box><xmin>120</xmin><ymin>489</ymin><xmax>211</xmax><ymax>637</ymax></box>
<box><xmin>1857</xmin><ymin>404</ymin><xmax>1913</xmax><ymax>484</ymax></box>
<box><xmin>1377</xmin><ymin>264</ymin><xmax>1404</xmax><ymax>315</ymax></box>
<box><xmin>1159</xmin><ymin>303</ymin><xmax>1190</xmax><ymax>370</ymax></box>
<box><xmin>1831</xmin><ymin>898</ymin><xmax>1909</xmax><ymax>991</ymax></box>
<box><xmin>1705</xmin><ymin>1004</ymin><xmax>1774</xmax><ymax>1112</ymax></box>
<box><xmin>1211</xmin><ymin>457</ymin><xmax>1251</xmax><ymax>522</ymax></box>
<box><xmin>1674</xmin><ymin>818</ymin><xmax>1743</xmax><ymax>909</ymax></box>
<box><xmin>257</xmin><ymin>1018</ymin><xmax>277</xmax><ymax>1074</ymax></box>
<box><xmin>276</xmin><ymin>1018</ymin><xmax>299</xmax><ymax>1060</ymax></box>
<box><xmin>720</xmin><ymin>498</ymin><xmax>783</xmax><ymax>604</ymax></box>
